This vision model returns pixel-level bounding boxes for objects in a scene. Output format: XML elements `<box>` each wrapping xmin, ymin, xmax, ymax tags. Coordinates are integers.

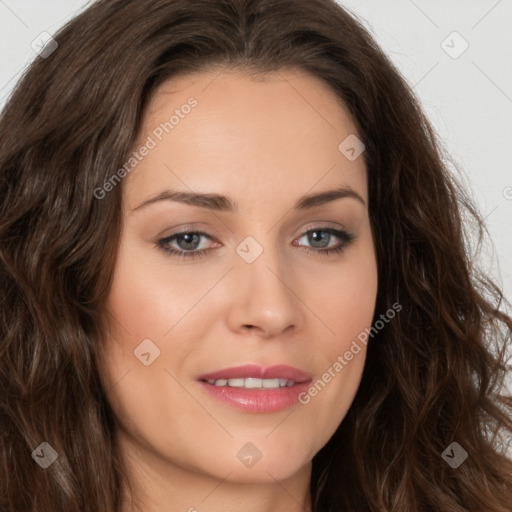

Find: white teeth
<box><xmin>262</xmin><ymin>378</ymin><xmax>280</xmax><ymax>388</ymax></box>
<box><xmin>205</xmin><ymin>377</ymin><xmax>295</xmax><ymax>389</ymax></box>
<box><xmin>244</xmin><ymin>378</ymin><xmax>263</xmax><ymax>388</ymax></box>
<box><xmin>228</xmin><ymin>378</ymin><xmax>245</xmax><ymax>387</ymax></box>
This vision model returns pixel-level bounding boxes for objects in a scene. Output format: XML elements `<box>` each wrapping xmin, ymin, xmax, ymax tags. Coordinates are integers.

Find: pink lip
<box><xmin>198</xmin><ymin>364</ymin><xmax>312</xmax><ymax>383</ymax></box>
<box><xmin>196</xmin><ymin>364</ymin><xmax>312</xmax><ymax>413</ymax></box>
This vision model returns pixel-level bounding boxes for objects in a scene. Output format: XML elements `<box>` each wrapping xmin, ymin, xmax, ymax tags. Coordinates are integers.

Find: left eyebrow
<box><xmin>132</xmin><ymin>185</ymin><xmax>366</xmax><ymax>213</ymax></box>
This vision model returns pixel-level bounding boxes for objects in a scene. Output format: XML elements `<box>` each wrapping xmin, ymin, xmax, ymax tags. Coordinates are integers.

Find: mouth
<box><xmin>196</xmin><ymin>364</ymin><xmax>312</xmax><ymax>413</ymax></box>
<box><xmin>202</xmin><ymin>377</ymin><xmax>296</xmax><ymax>389</ymax></box>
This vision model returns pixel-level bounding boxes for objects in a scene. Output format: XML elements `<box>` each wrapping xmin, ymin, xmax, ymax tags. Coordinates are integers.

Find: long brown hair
<box><xmin>1</xmin><ymin>0</ymin><xmax>511</xmax><ymax>510</ymax></box>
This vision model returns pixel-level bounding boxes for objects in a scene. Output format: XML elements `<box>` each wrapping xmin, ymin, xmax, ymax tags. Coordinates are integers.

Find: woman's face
<box><xmin>98</xmin><ymin>68</ymin><xmax>378</xmax><ymax>487</ymax></box>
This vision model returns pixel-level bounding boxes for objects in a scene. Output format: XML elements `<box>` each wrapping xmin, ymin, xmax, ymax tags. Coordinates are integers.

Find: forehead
<box><xmin>124</xmin><ymin>68</ymin><xmax>367</xmax><ymax>210</ymax></box>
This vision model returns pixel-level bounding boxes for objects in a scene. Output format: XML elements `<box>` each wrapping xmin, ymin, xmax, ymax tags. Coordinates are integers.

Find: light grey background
<box><xmin>1</xmin><ymin>0</ymin><xmax>511</xmax><ymax>401</ymax></box>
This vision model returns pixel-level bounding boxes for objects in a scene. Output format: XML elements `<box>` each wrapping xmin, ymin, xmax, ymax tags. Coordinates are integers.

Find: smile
<box><xmin>204</xmin><ymin>377</ymin><xmax>296</xmax><ymax>389</ymax></box>
<box><xmin>197</xmin><ymin>364</ymin><xmax>312</xmax><ymax>413</ymax></box>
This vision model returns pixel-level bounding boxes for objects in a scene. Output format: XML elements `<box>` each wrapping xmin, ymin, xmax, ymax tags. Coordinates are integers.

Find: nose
<box><xmin>225</xmin><ymin>244</ymin><xmax>305</xmax><ymax>339</ymax></box>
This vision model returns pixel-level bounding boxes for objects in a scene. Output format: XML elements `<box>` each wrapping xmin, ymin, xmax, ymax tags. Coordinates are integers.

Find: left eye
<box><xmin>156</xmin><ymin>227</ymin><xmax>355</xmax><ymax>259</ymax></box>
<box><xmin>295</xmin><ymin>228</ymin><xmax>350</xmax><ymax>250</ymax></box>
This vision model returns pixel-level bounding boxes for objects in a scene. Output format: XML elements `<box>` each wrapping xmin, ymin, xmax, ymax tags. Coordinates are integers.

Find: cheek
<box><xmin>316</xmin><ymin>239</ymin><xmax>378</xmax><ymax>349</ymax></box>
<box><xmin>106</xmin><ymin>274</ymin><xmax>169</xmax><ymax>341</ymax></box>
<box><xmin>104</xmin><ymin>242</ymin><xmax>211</xmax><ymax>342</ymax></box>
<box><xmin>298</xmin><ymin>242</ymin><xmax>377</xmax><ymax>443</ymax></box>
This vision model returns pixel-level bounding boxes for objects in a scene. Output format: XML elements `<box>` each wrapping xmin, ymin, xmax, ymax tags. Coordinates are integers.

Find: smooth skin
<box><xmin>97</xmin><ymin>68</ymin><xmax>378</xmax><ymax>512</ymax></box>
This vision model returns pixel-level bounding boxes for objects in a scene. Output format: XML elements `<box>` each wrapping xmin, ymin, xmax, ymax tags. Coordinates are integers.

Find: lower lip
<box><xmin>197</xmin><ymin>380</ymin><xmax>312</xmax><ymax>413</ymax></box>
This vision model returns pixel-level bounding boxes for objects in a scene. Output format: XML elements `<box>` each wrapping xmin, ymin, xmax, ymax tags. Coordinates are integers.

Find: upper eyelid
<box><xmin>164</xmin><ymin>220</ymin><xmax>352</xmax><ymax>237</ymax></box>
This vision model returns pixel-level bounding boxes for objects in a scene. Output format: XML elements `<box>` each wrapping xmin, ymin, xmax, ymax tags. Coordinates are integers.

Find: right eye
<box><xmin>156</xmin><ymin>231</ymin><xmax>216</xmax><ymax>259</ymax></box>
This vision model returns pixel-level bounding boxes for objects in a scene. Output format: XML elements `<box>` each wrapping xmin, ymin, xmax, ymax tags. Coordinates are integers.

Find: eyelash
<box><xmin>156</xmin><ymin>227</ymin><xmax>356</xmax><ymax>260</ymax></box>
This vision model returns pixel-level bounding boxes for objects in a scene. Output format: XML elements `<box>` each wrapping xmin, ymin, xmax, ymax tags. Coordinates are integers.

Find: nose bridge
<box><xmin>236</xmin><ymin>233</ymin><xmax>288</xmax><ymax>299</ymax></box>
<box><xmin>228</xmin><ymin>232</ymin><xmax>303</xmax><ymax>337</ymax></box>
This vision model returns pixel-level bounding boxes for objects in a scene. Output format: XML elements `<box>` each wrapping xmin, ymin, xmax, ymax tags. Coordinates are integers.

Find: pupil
<box><xmin>309</xmin><ymin>231</ymin><xmax>329</xmax><ymax>248</ymax></box>
<box><xmin>178</xmin><ymin>233</ymin><xmax>199</xmax><ymax>250</ymax></box>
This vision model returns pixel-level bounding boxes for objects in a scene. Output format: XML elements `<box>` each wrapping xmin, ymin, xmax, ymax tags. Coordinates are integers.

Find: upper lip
<box><xmin>198</xmin><ymin>364</ymin><xmax>312</xmax><ymax>383</ymax></box>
